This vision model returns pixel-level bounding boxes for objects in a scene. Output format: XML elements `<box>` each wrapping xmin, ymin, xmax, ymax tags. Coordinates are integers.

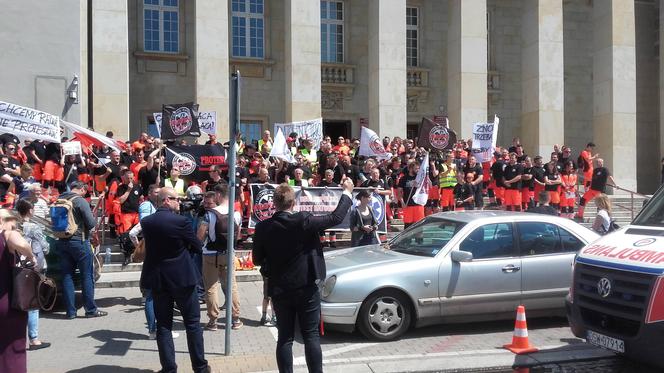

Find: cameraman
<box><xmin>196</xmin><ymin>186</ymin><xmax>243</xmax><ymax>331</ymax></box>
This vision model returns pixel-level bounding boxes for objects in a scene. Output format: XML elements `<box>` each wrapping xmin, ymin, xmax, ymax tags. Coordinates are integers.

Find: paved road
<box><xmin>28</xmin><ymin>282</ymin><xmax>652</xmax><ymax>373</ymax></box>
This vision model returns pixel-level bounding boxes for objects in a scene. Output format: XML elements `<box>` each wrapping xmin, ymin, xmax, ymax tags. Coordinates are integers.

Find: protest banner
<box><xmin>198</xmin><ymin>111</ymin><xmax>216</xmax><ymax>135</ymax></box>
<box><xmin>417</xmin><ymin>117</ymin><xmax>456</xmax><ymax>151</ymax></box>
<box><xmin>471</xmin><ymin>115</ymin><xmax>500</xmax><ymax>163</ymax></box>
<box><xmin>161</xmin><ymin>102</ymin><xmax>200</xmax><ymax>139</ymax></box>
<box><xmin>412</xmin><ymin>152</ymin><xmax>431</xmax><ymax>206</ymax></box>
<box><xmin>249</xmin><ymin>184</ymin><xmax>387</xmax><ymax>233</ymax></box>
<box><xmin>359</xmin><ymin>126</ymin><xmax>391</xmax><ymax>160</ymax></box>
<box><xmin>269</xmin><ymin>128</ymin><xmax>295</xmax><ymax>163</ymax></box>
<box><xmin>165</xmin><ymin>144</ymin><xmax>227</xmax><ymax>181</ymax></box>
<box><xmin>62</xmin><ymin>141</ymin><xmax>82</xmax><ymax>156</ymax></box>
<box><xmin>274</xmin><ymin>117</ymin><xmax>323</xmax><ymax>151</ymax></box>
<box><xmin>0</xmin><ymin>100</ymin><xmax>60</xmax><ymax>143</ymax></box>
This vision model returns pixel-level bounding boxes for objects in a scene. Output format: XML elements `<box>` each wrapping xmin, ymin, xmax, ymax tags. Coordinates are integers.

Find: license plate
<box><xmin>586</xmin><ymin>330</ymin><xmax>625</xmax><ymax>353</ymax></box>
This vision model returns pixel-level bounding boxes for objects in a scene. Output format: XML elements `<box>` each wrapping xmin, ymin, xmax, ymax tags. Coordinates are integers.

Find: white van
<box><xmin>566</xmin><ymin>191</ymin><xmax>664</xmax><ymax>368</ymax></box>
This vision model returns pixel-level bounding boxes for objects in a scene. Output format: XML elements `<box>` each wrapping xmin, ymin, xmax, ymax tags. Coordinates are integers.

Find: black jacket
<box><xmin>140</xmin><ymin>208</ymin><xmax>202</xmax><ymax>292</ymax></box>
<box><xmin>253</xmin><ymin>193</ymin><xmax>352</xmax><ymax>297</ymax></box>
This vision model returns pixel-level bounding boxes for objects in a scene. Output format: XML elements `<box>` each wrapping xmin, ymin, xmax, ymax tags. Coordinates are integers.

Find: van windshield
<box><xmin>633</xmin><ymin>187</ymin><xmax>664</xmax><ymax>227</ymax></box>
<box><xmin>389</xmin><ymin>218</ymin><xmax>465</xmax><ymax>257</ymax></box>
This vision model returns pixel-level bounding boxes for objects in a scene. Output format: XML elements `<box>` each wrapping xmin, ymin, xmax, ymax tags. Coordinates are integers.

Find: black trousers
<box><xmin>272</xmin><ymin>286</ymin><xmax>323</xmax><ymax>373</ymax></box>
<box><xmin>153</xmin><ymin>285</ymin><xmax>208</xmax><ymax>373</ymax></box>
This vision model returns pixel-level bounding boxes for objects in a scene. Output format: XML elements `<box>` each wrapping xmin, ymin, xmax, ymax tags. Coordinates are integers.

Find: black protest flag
<box><xmin>161</xmin><ymin>102</ymin><xmax>201</xmax><ymax>139</ymax></box>
<box><xmin>165</xmin><ymin>144</ymin><xmax>227</xmax><ymax>182</ymax></box>
<box><xmin>417</xmin><ymin>117</ymin><xmax>456</xmax><ymax>151</ymax></box>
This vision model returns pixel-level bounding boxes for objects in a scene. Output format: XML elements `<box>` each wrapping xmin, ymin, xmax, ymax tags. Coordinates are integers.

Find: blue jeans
<box><xmin>55</xmin><ymin>238</ymin><xmax>98</xmax><ymax>317</ymax></box>
<box><xmin>153</xmin><ymin>285</ymin><xmax>208</xmax><ymax>373</ymax></box>
<box><xmin>28</xmin><ymin>309</ymin><xmax>39</xmax><ymax>340</ymax></box>
<box><xmin>144</xmin><ymin>289</ymin><xmax>156</xmax><ymax>333</ymax></box>
<box><xmin>272</xmin><ymin>286</ymin><xmax>323</xmax><ymax>373</ymax></box>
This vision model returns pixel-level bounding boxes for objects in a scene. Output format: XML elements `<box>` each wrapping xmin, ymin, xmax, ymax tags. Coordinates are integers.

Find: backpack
<box><xmin>607</xmin><ymin>220</ymin><xmax>620</xmax><ymax>234</ymax></box>
<box><xmin>50</xmin><ymin>195</ymin><xmax>80</xmax><ymax>239</ymax></box>
<box><xmin>206</xmin><ymin>209</ymin><xmax>239</xmax><ymax>253</ymax></box>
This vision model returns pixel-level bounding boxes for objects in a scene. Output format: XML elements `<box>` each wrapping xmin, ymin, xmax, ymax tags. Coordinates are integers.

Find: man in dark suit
<box><xmin>140</xmin><ymin>187</ymin><xmax>209</xmax><ymax>373</ymax></box>
<box><xmin>253</xmin><ymin>179</ymin><xmax>354</xmax><ymax>373</ymax></box>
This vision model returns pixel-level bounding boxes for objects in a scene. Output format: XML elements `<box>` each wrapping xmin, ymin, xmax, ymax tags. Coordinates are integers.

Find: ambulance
<box><xmin>566</xmin><ymin>191</ymin><xmax>664</xmax><ymax>368</ymax></box>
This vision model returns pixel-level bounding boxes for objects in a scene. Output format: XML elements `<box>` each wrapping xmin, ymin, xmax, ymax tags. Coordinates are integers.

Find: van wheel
<box><xmin>357</xmin><ymin>290</ymin><xmax>411</xmax><ymax>341</ymax></box>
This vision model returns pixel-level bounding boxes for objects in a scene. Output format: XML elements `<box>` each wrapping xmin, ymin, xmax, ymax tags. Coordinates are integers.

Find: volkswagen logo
<box><xmin>597</xmin><ymin>277</ymin><xmax>612</xmax><ymax>298</ymax></box>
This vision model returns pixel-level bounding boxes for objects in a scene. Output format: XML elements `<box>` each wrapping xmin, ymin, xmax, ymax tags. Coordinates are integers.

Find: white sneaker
<box><xmin>148</xmin><ymin>331</ymin><xmax>157</xmax><ymax>340</ymax></box>
<box><xmin>171</xmin><ymin>332</ymin><xmax>180</xmax><ymax>339</ymax></box>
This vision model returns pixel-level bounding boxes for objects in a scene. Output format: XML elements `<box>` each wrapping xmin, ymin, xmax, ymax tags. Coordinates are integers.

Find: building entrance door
<box><xmin>323</xmin><ymin>120</ymin><xmax>351</xmax><ymax>144</ymax></box>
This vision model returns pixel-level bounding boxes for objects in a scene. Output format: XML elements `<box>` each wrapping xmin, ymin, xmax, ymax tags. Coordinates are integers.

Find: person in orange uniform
<box><xmin>579</xmin><ymin>142</ymin><xmax>598</xmax><ymax>189</ymax></box>
<box><xmin>398</xmin><ymin>161</ymin><xmax>424</xmax><ymax>229</ymax></box>
<box><xmin>575</xmin><ymin>158</ymin><xmax>617</xmax><ymax>221</ymax></box>
<box><xmin>543</xmin><ymin>161</ymin><xmax>562</xmax><ymax>210</ymax></box>
<box><xmin>520</xmin><ymin>156</ymin><xmax>535</xmax><ymax>210</ymax></box>
<box><xmin>115</xmin><ymin>169</ymin><xmax>142</xmax><ymax>234</ymax></box>
<box><xmin>502</xmin><ymin>153</ymin><xmax>523</xmax><ymax>211</ymax></box>
<box><xmin>560</xmin><ymin>161</ymin><xmax>578</xmax><ymax>218</ymax></box>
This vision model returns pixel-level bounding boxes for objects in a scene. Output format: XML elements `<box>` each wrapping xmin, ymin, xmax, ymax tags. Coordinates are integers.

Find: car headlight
<box><xmin>321</xmin><ymin>275</ymin><xmax>336</xmax><ymax>298</ymax></box>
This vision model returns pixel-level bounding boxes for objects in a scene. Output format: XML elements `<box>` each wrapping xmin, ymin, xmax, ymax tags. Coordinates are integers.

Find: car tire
<box><xmin>357</xmin><ymin>290</ymin><xmax>412</xmax><ymax>341</ymax></box>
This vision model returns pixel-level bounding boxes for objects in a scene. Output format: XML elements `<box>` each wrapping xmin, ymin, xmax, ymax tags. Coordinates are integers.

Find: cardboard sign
<box><xmin>62</xmin><ymin>141</ymin><xmax>82</xmax><ymax>156</ymax></box>
<box><xmin>274</xmin><ymin>118</ymin><xmax>323</xmax><ymax>151</ymax></box>
<box><xmin>198</xmin><ymin>111</ymin><xmax>216</xmax><ymax>135</ymax></box>
<box><xmin>471</xmin><ymin>115</ymin><xmax>500</xmax><ymax>163</ymax></box>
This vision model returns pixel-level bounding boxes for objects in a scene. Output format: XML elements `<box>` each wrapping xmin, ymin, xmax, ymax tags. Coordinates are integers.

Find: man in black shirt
<box><xmin>527</xmin><ymin>191</ymin><xmax>559</xmax><ymax>216</ymax></box>
<box><xmin>457</xmin><ymin>173</ymin><xmax>476</xmax><ymax>210</ymax></box>
<box><xmin>116</xmin><ymin>169</ymin><xmax>142</xmax><ymax>234</ymax></box>
<box><xmin>340</xmin><ymin>155</ymin><xmax>360</xmax><ymax>185</ymax></box>
<box><xmin>575</xmin><ymin>158</ymin><xmax>617</xmax><ymax>221</ymax></box>
<box><xmin>24</xmin><ymin>139</ymin><xmax>47</xmax><ymax>182</ymax></box>
<box><xmin>398</xmin><ymin>161</ymin><xmax>424</xmax><ymax>228</ymax></box>
<box><xmin>502</xmin><ymin>153</ymin><xmax>523</xmax><ymax>211</ymax></box>
<box><xmin>489</xmin><ymin>149</ymin><xmax>508</xmax><ymax>206</ymax></box>
<box><xmin>463</xmin><ymin>155</ymin><xmax>484</xmax><ymax>208</ymax></box>
<box><xmin>318</xmin><ymin>169</ymin><xmax>339</xmax><ymax>187</ymax></box>
<box><xmin>138</xmin><ymin>147</ymin><xmax>165</xmax><ymax>196</ymax></box>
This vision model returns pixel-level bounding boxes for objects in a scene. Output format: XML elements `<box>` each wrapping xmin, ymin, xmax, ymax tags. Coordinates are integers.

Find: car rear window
<box><xmin>389</xmin><ymin>218</ymin><xmax>465</xmax><ymax>257</ymax></box>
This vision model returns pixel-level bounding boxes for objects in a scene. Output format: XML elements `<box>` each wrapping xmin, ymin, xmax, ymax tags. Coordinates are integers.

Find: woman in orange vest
<box><xmin>560</xmin><ymin>161</ymin><xmax>578</xmax><ymax>218</ymax></box>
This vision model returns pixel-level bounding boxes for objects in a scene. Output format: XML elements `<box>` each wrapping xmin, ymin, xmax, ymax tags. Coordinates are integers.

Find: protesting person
<box><xmin>457</xmin><ymin>173</ymin><xmax>476</xmax><ymax>210</ymax></box>
<box><xmin>0</xmin><ymin>209</ymin><xmax>37</xmax><ymax>373</ymax></box>
<box><xmin>502</xmin><ymin>153</ymin><xmax>523</xmax><ymax>212</ymax></box>
<box><xmin>350</xmin><ymin>190</ymin><xmax>379</xmax><ymax>247</ymax></box>
<box><xmin>560</xmin><ymin>161</ymin><xmax>578</xmax><ymax>218</ymax></box>
<box><xmin>578</xmin><ymin>142</ymin><xmax>598</xmax><ymax>188</ymax></box>
<box><xmin>527</xmin><ymin>191</ymin><xmax>559</xmax><ymax>216</ymax></box>
<box><xmin>575</xmin><ymin>158</ymin><xmax>617</xmax><ymax>221</ymax></box>
<box><xmin>116</xmin><ymin>169</ymin><xmax>142</xmax><ymax>234</ymax></box>
<box><xmin>252</xmin><ymin>179</ymin><xmax>354</xmax><ymax>373</ymax></box>
<box><xmin>140</xmin><ymin>187</ymin><xmax>208</xmax><ymax>373</ymax></box>
<box><xmin>398</xmin><ymin>161</ymin><xmax>424</xmax><ymax>229</ymax></box>
<box><xmin>463</xmin><ymin>155</ymin><xmax>484</xmax><ymax>209</ymax></box>
<box><xmin>544</xmin><ymin>161</ymin><xmax>562</xmax><ymax>210</ymax></box>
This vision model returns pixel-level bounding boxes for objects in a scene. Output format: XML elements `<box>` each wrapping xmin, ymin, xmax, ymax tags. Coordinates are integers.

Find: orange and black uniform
<box><xmin>24</xmin><ymin>140</ymin><xmax>46</xmax><ymax>181</ymax></box>
<box><xmin>544</xmin><ymin>169</ymin><xmax>561</xmax><ymax>205</ymax></box>
<box><xmin>576</xmin><ymin>167</ymin><xmax>611</xmax><ymax>220</ymax></box>
<box><xmin>463</xmin><ymin>163</ymin><xmax>484</xmax><ymax>208</ymax></box>
<box><xmin>580</xmin><ymin>150</ymin><xmax>593</xmax><ymax>188</ymax></box>
<box><xmin>560</xmin><ymin>172</ymin><xmax>578</xmax><ymax>213</ymax></box>
<box><xmin>503</xmin><ymin>162</ymin><xmax>523</xmax><ymax>210</ymax></box>
<box><xmin>532</xmin><ymin>165</ymin><xmax>546</xmax><ymax>203</ymax></box>
<box><xmin>490</xmin><ymin>159</ymin><xmax>506</xmax><ymax>204</ymax></box>
<box><xmin>116</xmin><ymin>183</ymin><xmax>142</xmax><ymax>234</ymax></box>
<box><xmin>398</xmin><ymin>173</ymin><xmax>424</xmax><ymax>227</ymax></box>
<box><xmin>521</xmin><ymin>166</ymin><xmax>535</xmax><ymax>210</ymax></box>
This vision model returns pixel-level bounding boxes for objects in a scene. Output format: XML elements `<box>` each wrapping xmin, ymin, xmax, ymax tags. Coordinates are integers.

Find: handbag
<box><xmin>11</xmin><ymin>257</ymin><xmax>57</xmax><ymax>312</ymax></box>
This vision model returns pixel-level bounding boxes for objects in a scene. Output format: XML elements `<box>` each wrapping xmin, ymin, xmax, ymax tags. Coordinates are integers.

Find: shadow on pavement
<box><xmin>95</xmin><ymin>296</ymin><xmax>142</xmax><ymax>308</ymax></box>
<box><xmin>67</xmin><ymin>365</ymin><xmax>154</xmax><ymax>373</ymax></box>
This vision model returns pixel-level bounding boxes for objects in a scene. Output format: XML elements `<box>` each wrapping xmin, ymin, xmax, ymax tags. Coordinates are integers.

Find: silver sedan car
<box><xmin>321</xmin><ymin>211</ymin><xmax>599</xmax><ymax>341</ymax></box>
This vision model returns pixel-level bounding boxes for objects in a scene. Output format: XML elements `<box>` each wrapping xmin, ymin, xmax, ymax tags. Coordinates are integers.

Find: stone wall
<box><xmin>487</xmin><ymin>0</ymin><xmax>522</xmax><ymax>148</ymax></box>
<box><xmin>563</xmin><ymin>1</ymin><xmax>593</xmax><ymax>159</ymax></box>
<box><xmin>635</xmin><ymin>2</ymin><xmax>660</xmax><ymax>194</ymax></box>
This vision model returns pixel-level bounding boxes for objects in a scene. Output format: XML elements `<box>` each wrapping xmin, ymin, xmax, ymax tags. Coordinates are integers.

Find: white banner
<box><xmin>269</xmin><ymin>128</ymin><xmax>296</xmax><ymax>163</ymax></box>
<box><xmin>154</xmin><ymin>111</ymin><xmax>215</xmax><ymax>137</ymax></box>
<box><xmin>412</xmin><ymin>152</ymin><xmax>431</xmax><ymax>206</ymax></box>
<box><xmin>198</xmin><ymin>111</ymin><xmax>216</xmax><ymax>135</ymax></box>
<box><xmin>471</xmin><ymin>115</ymin><xmax>500</xmax><ymax>163</ymax></box>
<box><xmin>359</xmin><ymin>126</ymin><xmax>391</xmax><ymax>160</ymax></box>
<box><xmin>274</xmin><ymin>117</ymin><xmax>323</xmax><ymax>151</ymax></box>
<box><xmin>62</xmin><ymin>141</ymin><xmax>82</xmax><ymax>156</ymax></box>
<box><xmin>0</xmin><ymin>101</ymin><xmax>60</xmax><ymax>143</ymax></box>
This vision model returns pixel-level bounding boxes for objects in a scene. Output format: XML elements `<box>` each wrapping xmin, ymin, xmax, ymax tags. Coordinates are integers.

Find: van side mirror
<box><xmin>451</xmin><ymin>250</ymin><xmax>473</xmax><ymax>262</ymax></box>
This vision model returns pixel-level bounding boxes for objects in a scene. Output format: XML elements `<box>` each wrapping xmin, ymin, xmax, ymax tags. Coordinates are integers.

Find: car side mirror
<box><xmin>451</xmin><ymin>250</ymin><xmax>473</xmax><ymax>263</ymax></box>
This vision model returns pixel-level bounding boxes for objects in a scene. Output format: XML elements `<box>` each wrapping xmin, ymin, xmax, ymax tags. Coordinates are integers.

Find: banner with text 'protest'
<box><xmin>0</xmin><ymin>101</ymin><xmax>60</xmax><ymax>143</ymax></box>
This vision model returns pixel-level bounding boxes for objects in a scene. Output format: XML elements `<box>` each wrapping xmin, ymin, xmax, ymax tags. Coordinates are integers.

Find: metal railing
<box><xmin>607</xmin><ymin>185</ymin><xmax>651</xmax><ymax>221</ymax></box>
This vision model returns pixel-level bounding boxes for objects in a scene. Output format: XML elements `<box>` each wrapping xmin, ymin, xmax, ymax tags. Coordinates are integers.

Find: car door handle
<box><xmin>502</xmin><ymin>264</ymin><xmax>521</xmax><ymax>273</ymax></box>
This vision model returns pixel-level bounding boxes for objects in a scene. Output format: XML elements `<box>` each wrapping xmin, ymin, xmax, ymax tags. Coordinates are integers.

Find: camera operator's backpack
<box><xmin>50</xmin><ymin>195</ymin><xmax>81</xmax><ymax>239</ymax></box>
<box><xmin>207</xmin><ymin>209</ymin><xmax>240</xmax><ymax>254</ymax></box>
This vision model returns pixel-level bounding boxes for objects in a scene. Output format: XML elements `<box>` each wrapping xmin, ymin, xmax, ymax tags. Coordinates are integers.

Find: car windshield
<box><xmin>633</xmin><ymin>186</ymin><xmax>664</xmax><ymax>227</ymax></box>
<box><xmin>389</xmin><ymin>218</ymin><xmax>465</xmax><ymax>257</ymax></box>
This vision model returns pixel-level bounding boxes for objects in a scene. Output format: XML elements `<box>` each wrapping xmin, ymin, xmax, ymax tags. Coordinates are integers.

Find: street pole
<box><xmin>225</xmin><ymin>71</ymin><xmax>241</xmax><ymax>356</ymax></box>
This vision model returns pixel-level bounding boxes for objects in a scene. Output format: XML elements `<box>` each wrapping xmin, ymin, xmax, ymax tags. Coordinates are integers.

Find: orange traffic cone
<box><xmin>503</xmin><ymin>305</ymin><xmax>538</xmax><ymax>354</ymax></box>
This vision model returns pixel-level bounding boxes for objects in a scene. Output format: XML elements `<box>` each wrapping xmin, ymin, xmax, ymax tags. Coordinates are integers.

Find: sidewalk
<box><xmin>30</xmin><ymin>283</ymin><xmax>615</xmax><ymax>373</ymax></box>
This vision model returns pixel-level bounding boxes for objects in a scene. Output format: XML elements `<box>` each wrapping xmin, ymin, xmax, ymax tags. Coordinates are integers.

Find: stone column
<box><xmin>447</xmin><ymin>0</ymin><xmax>487</xmax><ymax>140</ymax></box>
<box><xmin>92</xmin><ymin>1</ymin><xmax>129</xmax><ymax>138</ymax></box>
<box><xmin>284</xmin><ymin>0</ymin><xmax>321</xmax><ymax>122</ymax></box>
<box><xmin>521</xmin><ymin>0</ymin><xmax>564</xmax><ymax>157</ymax></box>
<box><xmin>368</xmin><ymin>0</ymin><xmax>407</xmax><ymax>138</ymax></box>
<box><xmin>593</xmin><ymin>1</ymin><xmax>637</xmax><ymax>191</ymax></box>
<box><xmin>195</xmin><ymin>0</ymin><xmax>229</xmax><ymax>139</ymax></box>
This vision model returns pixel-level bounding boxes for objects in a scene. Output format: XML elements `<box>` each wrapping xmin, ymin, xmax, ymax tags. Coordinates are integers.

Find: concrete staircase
<box><xmin>96</xmin><ymin>194</ymin><xmax>647</xmax><ymax>288</ymax></box>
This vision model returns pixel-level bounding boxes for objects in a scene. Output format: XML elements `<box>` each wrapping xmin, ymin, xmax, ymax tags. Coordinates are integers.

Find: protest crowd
<box><xmin>0</xmin><ymin>112</ymin><xmax>623</xmax><ymax>373</ymax></box>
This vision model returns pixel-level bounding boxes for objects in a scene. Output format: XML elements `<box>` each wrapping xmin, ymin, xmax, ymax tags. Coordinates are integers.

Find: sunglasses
<box><xmin>167</xmin><ymin>196</ymin><xmax>181</xmax><ymax>201</ymax></box>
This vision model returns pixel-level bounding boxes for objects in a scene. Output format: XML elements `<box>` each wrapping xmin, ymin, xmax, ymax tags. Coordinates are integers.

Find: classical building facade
<box><xmin>1</xmin><ymin>0</ymin><xmax>663</xmax><ymax>193</ymax></box>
